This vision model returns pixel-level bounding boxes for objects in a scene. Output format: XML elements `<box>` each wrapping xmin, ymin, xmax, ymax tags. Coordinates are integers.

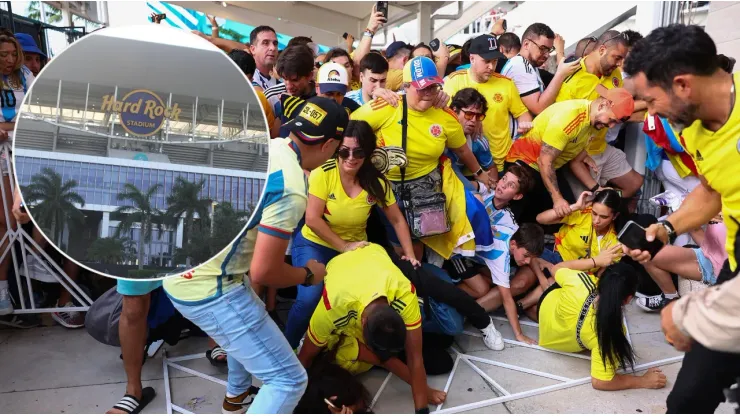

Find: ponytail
<box><xmin>595</xmin><ymin>263</ymin><xmax>638</xmax><ymax>372</ymax></box>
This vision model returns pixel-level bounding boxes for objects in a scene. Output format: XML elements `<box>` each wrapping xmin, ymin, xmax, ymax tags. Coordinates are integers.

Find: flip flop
<box><xmin>112</xmin><ymin>386</ymin><xmax>156</xmax><ymax>414</ymax></box>
<box><xmin>206</xmin><ymin>346</ymin><xmax>228</xmax><ymax>367</ymax></box>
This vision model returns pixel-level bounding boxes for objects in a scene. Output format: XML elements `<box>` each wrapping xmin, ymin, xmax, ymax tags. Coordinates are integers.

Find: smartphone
<box><xmin>564</xmin><ymin>55</ymin><xmax>579</xmax><ymax>63</ymax></box>
<box><xmin>501</xmin><ymin>19</ymin><xmax>507</xmax><ymax>32</ymax></box>
<box><xmin>617</xmin><ymin>220</ymin><xmax>664</xmax><ymax>258</ymax></box>
<box><xmin>324</xmin><ymin>398</ymin><xmax>339</xmax><ymax>410</ymax></box>
<box><xmin>429</xmin><ymin>38</ymin><xmax>441</xmax><ymax>52</ymax></box>
<box><xmin>376</xmin><ymin>1</ymin><xmax>389</xmax><ymax>19</ymax></box>
<box><xmin>342</xmin><ymin>32</ymin><xmax>349</xmax><ymax>40</ymax></box>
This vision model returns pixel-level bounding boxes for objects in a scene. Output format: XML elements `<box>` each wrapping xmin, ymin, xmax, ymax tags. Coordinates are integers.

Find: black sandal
<box><xmin>206</xmin><ymin>346</ymin><xmax>228</xmax><ymax>367</ymax></box>
<box><xmin>111</xmin><ymin>386</ymin><xmax>156</xmax><ymax>414</ymax></box>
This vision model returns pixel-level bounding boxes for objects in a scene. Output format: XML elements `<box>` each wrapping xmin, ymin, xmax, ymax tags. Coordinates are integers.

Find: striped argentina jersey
<box><xmin>164</xmin><ymin>137</ymin><xmax>308</xmax><ymax>305</ymax></box>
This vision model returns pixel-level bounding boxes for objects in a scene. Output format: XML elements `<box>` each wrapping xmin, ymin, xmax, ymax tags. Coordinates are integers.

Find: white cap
<box><xmin>317</xmin><ymin>62</ymin><xmax>349</xmax><ymax>94</ymax></box>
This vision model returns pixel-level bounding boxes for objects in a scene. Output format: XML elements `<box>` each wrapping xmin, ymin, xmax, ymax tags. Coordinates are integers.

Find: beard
<box><xmin>599</xmin><ymin>54</ymin><xmax>615</xmax><ymax>76</ymax></box>
<box><xmin>667</xmin><ymin>96</ymin><xmax>699</xmax><ymax>132</ymax></box>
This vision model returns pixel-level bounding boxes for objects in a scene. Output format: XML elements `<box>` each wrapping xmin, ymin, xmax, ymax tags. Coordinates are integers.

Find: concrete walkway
<box><xmin>0</xmin><ymin>303</ymin><xmax>735</xmax><ymax>414</ymax></box>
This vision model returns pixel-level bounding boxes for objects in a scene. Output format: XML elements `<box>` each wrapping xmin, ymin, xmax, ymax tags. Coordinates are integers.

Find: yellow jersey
<box><xmin>505</xmin><ymin>99</ymin><xmax>594</xmax><ymax>171</ymax></box>
<box><xmin>556</xmin><ymin>59</ymin><xmax>623</xmax><ymax>155</ymax></box>
<box><xmin>351</xmin><ymin>97</ymin><xmax>467</xmax><ymax>181</ymax></box>
<box><xmin>386</xmin><ymin>68</ymin><xmax>404</xmax><ymax>92</ymax></box>
<box><xmin>302</xmin><ymin>159</ymin><xmax>396</xmax><ymax>249</ymax></box>
<box><xmin>443</xmin><ymin>69</ymin><xmax>530</xmax><ymax>171</ymax></box>
<box><xmin>256</xmin><ymin>88</ymin><xmax>275</xmax><ymax>127</ymax></box>
<box><xmin>538</xmin><ymin>268</ymin><xmax>616</xmax><ymax>381</ymax></box>
<box><xmin>681</xmin><ymin>71</ymin><xmax>740</xmax><ymax>270</ymax></box>
<box><xmin>307</xmin><ymin>244</ymin><xmax>422</xmax><ymax>350</ymax></box>
<box><xmin>554</xmin><ymin>208</ymin><xmax>621</xmax><ymax>272</ymax></box>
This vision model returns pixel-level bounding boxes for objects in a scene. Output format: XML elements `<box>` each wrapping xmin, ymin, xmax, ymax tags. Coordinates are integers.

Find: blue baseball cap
<box><xmin>402</xmin><ymin>56</ymin><xmax>443</xmax><ymax>89</ymax></box>
<box><xmin>385</xmin><ymin>41</ymin><xmax>410</xmax><ymax>58</ymax></box>
<box><xmin>14</xmin><ymin>33</ymin><xmax>46</xmax><ymax>58</ymax></box>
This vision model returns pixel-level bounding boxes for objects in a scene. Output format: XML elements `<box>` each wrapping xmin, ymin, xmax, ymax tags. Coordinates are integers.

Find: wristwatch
<box><xmin>658</xmin><ymin>220</ymin><xmax>677</xmax><ymax>244</ymax></box>
<box><xmin>474</xmin><ymin>167</ymin><xmax>484</xmax><ymax>177</ymax></box>
<box><xmin>302</xmin><ymin>266</ymin><xmax>314</xmax><ymax>287</ymax></box>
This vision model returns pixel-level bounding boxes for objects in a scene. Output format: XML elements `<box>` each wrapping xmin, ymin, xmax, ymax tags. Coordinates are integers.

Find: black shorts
<box><xmin>443</xmin><ymin>257</ymin><xmax>482</xmax><ymax>283</ymax></box>
<box><xmin>536</xmin><ymin>282</ymin><xmax>561</xmax><ymax>321</ymax></box>
<box><xmin>716</xmin><ymin>258</ymin><xmax>734</xmax><ymax>285</ymax></box>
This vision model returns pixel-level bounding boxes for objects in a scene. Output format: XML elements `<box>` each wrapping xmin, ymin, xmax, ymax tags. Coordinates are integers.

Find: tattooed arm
<box><xmin>537</xmin><ymin>143</ymin><xmax>571</xmax><ymax>217</ymax></box>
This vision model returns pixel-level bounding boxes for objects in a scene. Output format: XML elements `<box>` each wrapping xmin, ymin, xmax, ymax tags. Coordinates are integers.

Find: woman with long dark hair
<box><xmin>528</xmin><ymin>262</ymin><xmax>667</xmax><ymax>391</ymax></box>
<box><xmin>536</xmin><ymin>189</ymin><xmax>624</xmax><ymax>273</ymax></box>
<box><xmin>284</xmin><ymin>120</ymin><xmax>417</xmax><ymax>349</ymax></box>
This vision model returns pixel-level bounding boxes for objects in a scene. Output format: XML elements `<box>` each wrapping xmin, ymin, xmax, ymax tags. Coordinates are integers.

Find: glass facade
<box><xmin>109</xmin><ymin>226</ymin><xmax>175</xmax><ymax>267</ymax></box>
<box><xmin>16</xmin><ymin>156</ymin><xmax>265</xmax><ymax>212</ymax></box>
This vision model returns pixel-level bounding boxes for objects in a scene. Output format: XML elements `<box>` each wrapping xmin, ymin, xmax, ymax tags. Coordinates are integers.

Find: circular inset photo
<box><xmin>11</xmin><ymin>24</ymin><xmax>268</xmax><ymax>280</ymax></box>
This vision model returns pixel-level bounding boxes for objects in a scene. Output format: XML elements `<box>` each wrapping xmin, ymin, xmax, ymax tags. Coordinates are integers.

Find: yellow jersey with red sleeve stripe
<box><xmin>301</xmin><ymin>159</ymin><xmax>396</xmax><ymax>249</ymax></box>
<box><xmin>538</xmin><ymin>268</ymin><xmax>617</xmax><ymax>381</ymax></box>
<box><xmin>443</xmin><ymin>69</ymin><xmax>530</xmax><ymax>172</ymax></box>
<box><xmin>556</xmin><ymin>58</ymin><xmax>623</xmax><ymax>155</ymax></box>
<box><xmin>306</xmin><ymin>244</ymin><xmax>422</xmax><ymax>349</ymax></box>
<box><xmin>351</xmin><ymin>96</ymin><xmax>466</xmax><ymax>181</ymax></box>
<box><xmin>505</xmin><ymin>99</ymin><xmax>594</xmax><ymax>171</ymax></box>
<box><xmin>681</xmin><ymin>71</ymin><xmax>740</xmax><ymax>271</ymax></box>
<box><xmin>553</xmin><ymin>208</ymin><xmax>621</xmax><ymax>272</ymax></box>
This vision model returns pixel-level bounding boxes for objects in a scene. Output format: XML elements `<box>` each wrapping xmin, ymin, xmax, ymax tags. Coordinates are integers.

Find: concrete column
<box><xmin>176</xmin><ymin>217</ymin><xmax>184</xmax><ymax>248</ymax></box>
<box><xmin>100</xmin><ymin>211</ymin><xmax>110</xmax><ymax>238</ymax></box>
<box><xmin>417</xmin><ymin>3</ymin><xmax>433</xmax><ymax>44</ymax></box>
<box><xmin>635</xmin><ymin>2</ymin><xmax>663</xmax><ymax>36</ymax></box>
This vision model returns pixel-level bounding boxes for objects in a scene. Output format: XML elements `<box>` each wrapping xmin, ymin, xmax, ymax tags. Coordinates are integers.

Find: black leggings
<box><xmin>400</xmin><ymin>332</ymin><xmax>455</xmax><ymax>375</ymax></box>
<box><xmin>386</xmin><ymin>249</ymin><xmax>492</xmax><ymax>331</ymax></box>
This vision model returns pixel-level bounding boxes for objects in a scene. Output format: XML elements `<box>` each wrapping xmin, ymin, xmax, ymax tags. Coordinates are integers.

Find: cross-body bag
<box><xmin>395</xmin><ymin>97</ymin><xmax>450</xmax><ymax>238</ymax></box>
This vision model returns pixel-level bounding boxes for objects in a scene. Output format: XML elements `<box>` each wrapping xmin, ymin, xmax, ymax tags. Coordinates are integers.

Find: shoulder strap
<box><xmin>401</xmin><ymin>96</ymin><xmax>408</xmax><ymax>186</ymax></box>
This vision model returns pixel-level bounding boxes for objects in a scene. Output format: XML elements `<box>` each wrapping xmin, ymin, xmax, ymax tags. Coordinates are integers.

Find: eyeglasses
<box><xmin>602</xmin><ymin>32</ymin><xmax>629</xmax><ymax>47</ymax></box>
<box><xmin>581</xmin><ymin>37</ymin><xmax>597</xmax><ymax>58</ymax></box>
<box><xmin>527</xmin><ymin>38</ymin><xmax>555</xmax><ymax>54</ymax></box>
<box><xmin>337</xmin><ymin>146</ymin><xmax>366</xmax><ymax>159</ymax></box>
<box><xmin>416</xmin><ymin>83</ymin><xmax>441</xmax><ymax>96</ymax></box>
<box><xmin>460</xmin><ymin>110</ymin><xmax>486</xmax><ymax>121</ymax></box>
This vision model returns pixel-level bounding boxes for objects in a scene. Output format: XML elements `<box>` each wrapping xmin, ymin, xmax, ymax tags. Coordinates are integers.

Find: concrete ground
<box><xmin>0</xmin><ymin>302</ymin><xmax>735</xmax><ymax>414</ymax></box>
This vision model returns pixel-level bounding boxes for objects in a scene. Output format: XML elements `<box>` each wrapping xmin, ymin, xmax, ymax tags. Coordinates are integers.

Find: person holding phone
<box><xmin>536</xmin><ymin>189</ymin><xmax>624</xmax><ymax>273</ymax></box>
<box><xmin>520</xmin><ymin>262</ymin><xmax>668</xmax><ymax>392</ymax></box>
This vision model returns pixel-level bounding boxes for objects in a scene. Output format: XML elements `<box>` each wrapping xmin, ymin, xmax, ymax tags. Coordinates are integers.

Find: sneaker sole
<box><xmin>635</xmin><ymin>302</ymin><xmax>661</xmax><ymax>313</ymax></box>
<box><xmin>221</xmin><ymin>406</ymin><xmax>248</xmax><ymax>415</ymax></box>
<box><xmin>51</xmin><ymin>313</ymin><xmax>84</xmax><ymax>329</ymax></box>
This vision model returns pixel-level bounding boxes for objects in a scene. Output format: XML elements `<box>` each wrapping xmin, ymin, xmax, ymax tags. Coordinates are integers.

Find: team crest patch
<box><xmin>367</xmin><ymin>194</ymin><xmax>376</xmax><ymax>205</ymax></box>
<box><xmin>612</xmin><ymin>77</ymin><xmax>620</xmax><ymax>87</ymax></box>
<box><xmin>493</xmin><ymin>93</ymin><xmax>504</xmax><ymax>103</ymax></box>
<box><xmin>429</xmin><ymin>124</ymin><xmax>443</xmax><ymax>137</ymax></box>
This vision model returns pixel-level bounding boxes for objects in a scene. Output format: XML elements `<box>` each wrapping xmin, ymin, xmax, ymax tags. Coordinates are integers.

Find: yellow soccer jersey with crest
<box><xmin>443</xmin><ymin>69</ymin><xmax>529</xmax><ymax>172</ymax></box>
<box><xmin>556</xmin><ymin>58</ymin><xmax>623</xmax><ymax>155</ymax></box>
<box><xmin>307</xmin><ymin>244</ymin><xmax>422</xmax><ymax>349</ymax></box>
<box><xmin>351</xmin><ymin>96</ymin><xmax>466</xmax><ymax>181</ymax></box>
<box><xmin>302</xmin><ymin>159</ymin><xmax>396</xmax><ymax>249</ymax></box>
<box><xmin>681</xmin><ymin>71</ymin><xmax>740</xmax><ymax>271</ymax></box>
<box><xmin>553</xmin><ymin>208</ymin><xmax>621</xmax><ymax>272</ymax></box>
<box><xmin>538</xmin><ymin>268</ymin><xmax>617</xmax><ymax>381</ymax></box>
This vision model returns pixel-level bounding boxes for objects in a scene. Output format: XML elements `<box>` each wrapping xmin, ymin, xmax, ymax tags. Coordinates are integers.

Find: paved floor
<box><xmin>0</xmin><ymin>302</ymin><xmax>735</xmax><ymax>414</ymax></box>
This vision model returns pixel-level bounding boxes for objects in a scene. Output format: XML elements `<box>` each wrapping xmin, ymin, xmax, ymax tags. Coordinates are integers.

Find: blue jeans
<box><xmin>173</xmin><ymin>285</ymin><xmax>307</xmax><ymax>413</ymax></box>
<box><xmin>285</xmin><ymin>231</ymin><xmax>340</xmax><ymax>348</ymax></box>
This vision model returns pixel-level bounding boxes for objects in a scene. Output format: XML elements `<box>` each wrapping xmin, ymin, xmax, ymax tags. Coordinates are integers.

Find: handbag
<box><xmin>396</xmin><ymin>97</ymin><xmax>451</xmax><ymax>238</ymax></box>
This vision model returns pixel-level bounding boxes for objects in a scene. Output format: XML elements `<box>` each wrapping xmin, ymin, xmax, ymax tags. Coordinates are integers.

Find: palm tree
<box><xmin>217</xmin><ymin>27</ymin><xmax>246</xmax><ymax>43</ymax></box>
<box><xmin>87</xmin><ymin>236</ymin><xmax>134</xmax><ymax>264</ymax></box>
<box><xmin>26</xmin><ymin>1</ymin><xmax>63</xmax><ymax>23</ymax></box>
<box><xmin>210</xmin><ymin>202</ymin><xmax>251</xmax><ymax>256</ymax></box>
<box><xmin>23</xmin><ymin>168</ymin><xmax>85</xmax><ymax>246</ymax></box>
<box><xmin>165</xmin><ymin>177</ymin><xmax>211</xmax><ymax>266</ymax></box>
<box><xmin>114</xmin><ymin>183</ymin><xmax>167</xmax><ymax>270</ymax></box>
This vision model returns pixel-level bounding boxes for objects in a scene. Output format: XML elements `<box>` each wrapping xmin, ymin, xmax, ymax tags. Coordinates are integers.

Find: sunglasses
<box><xmin>460</xmin><ymin>110</ymin><xmax>486</xmax><ymax>121</ymax></box>
<box><xmin>527</xmin><ymin>38</ymin><xmax>555</xmax><ymax>54</ymax></box>
<box><xmin>416</xmin><ymin>84</ymin><xmax>441</xmax><ymax>95</ymax></box>
<box><xmin>602</xmin><ymin>31</ymin><xmax>629</xmax><ymax>47</ymax></box>
<box><xmin>581</xmin><ymin>37</ymin><xmax>597</xmax><ymax>58</ymax></box>
<box><xmin>338</xmin><ymin>147</ymin><xmax>366</xmax><ymax>159</ymax></box>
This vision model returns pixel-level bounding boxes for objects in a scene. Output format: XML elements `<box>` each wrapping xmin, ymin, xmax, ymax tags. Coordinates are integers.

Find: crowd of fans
<box><xmin>0</xmin><ymin>8</ymin><xmax>737</xmax><ymax>416</ymax></box>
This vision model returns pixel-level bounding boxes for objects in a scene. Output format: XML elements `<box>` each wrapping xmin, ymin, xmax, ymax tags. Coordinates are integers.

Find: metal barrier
<box><xmin>0</xmin><ymin>141</ymin><xmax>92</xmax><ymax>325</ymax></box>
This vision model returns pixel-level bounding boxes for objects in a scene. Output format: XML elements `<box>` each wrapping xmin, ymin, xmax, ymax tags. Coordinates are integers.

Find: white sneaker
<box><xmin>0</xmin><ymin>287</ymin><xmax>13</xmax><ymax>315</ymax></box>
<box><xmin>480</xmin><ymin>319</ymin><xmax>504</xmax><ymax>351</ymax></box>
